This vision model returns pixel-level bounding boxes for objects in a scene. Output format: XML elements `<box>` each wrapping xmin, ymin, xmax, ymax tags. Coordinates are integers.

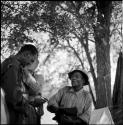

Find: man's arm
<box><xmin>3</xmin><ymin>64</ymin><xmax>28</xmax><ymax>109</ymax></box>
<box><xmin>78</xmin><ymin>93</ymin><xmax>93</xmax><ymax>124</ymax></box>
<box><xmin>47</xmin><ymin>87</ymin><xmax>66</xmax><ymax>113</ymax></box>
<box><xmin>23</xmin><ymin>69</ymin><xmax>42</xmax><ymax>95</ymax></box>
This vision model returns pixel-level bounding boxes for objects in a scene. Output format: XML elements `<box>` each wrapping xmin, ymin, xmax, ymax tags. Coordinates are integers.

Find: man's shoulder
<box><xmin>59</xmin><ymin>86</ymin><xmax>72</xmax><ymax>93</ymax></box>
<box><xmin>83</xmin><ymin>89</ymin><xmax>90</xmax><ymax>94</ymax></box>
<box><xmin>61</xmin><ymin>86</ymin><xmax>72</xmax><ymax>90</ymax></box>
<box><xmin>82</xmin><ymin>90</ymin><xmax>92</xmax><ymax>98</ymax></box>
<box><xmin>1</xmin><ymin>56</ymin><xmax>20</xmax><ymax>72</ymax></box>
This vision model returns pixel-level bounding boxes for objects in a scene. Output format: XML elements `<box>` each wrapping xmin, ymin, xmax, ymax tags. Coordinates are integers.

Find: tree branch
<box><xmin>66</xmin><ymin>39</ymin><xmax>84</xmax><ymax>69</ymax></box>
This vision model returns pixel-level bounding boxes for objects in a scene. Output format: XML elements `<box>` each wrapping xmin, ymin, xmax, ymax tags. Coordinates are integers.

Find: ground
<box><xmin>41</xmin><ymin>103</ymin><xmax>57</xmax><ymax>124</ymax></box>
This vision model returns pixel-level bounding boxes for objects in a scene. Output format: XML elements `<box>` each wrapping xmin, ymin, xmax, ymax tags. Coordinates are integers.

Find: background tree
<box><xmin>1</xmin><ymin>1</ymin><xmax>122</xmax><ymax>108</ymax></box>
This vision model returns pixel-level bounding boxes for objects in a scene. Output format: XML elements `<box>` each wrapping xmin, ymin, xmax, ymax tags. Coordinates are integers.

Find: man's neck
<box><xmin>73</xmin><ymin>86</ymin><xmax>83</xmax><ymax>92</ymax></box>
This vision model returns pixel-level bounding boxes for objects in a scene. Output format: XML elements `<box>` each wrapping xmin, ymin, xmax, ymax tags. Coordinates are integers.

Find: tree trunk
<box><xmin>94</xmin><ymin>34</ymin><xmax>111</xmax><ymax>108</ymax></box>
<box><xmin>94</xmin><ymin>1</ymin><xmax>112</xmax><ymax>108</ymax></box>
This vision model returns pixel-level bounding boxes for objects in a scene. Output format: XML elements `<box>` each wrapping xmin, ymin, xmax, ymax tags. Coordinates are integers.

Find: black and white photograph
<box><xmin>1</xmin><ymin>1</ymin><xmax>123</xmax><ymax>124</ymax></box>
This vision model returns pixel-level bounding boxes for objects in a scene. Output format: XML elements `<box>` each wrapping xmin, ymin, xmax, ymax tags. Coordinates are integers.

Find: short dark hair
<box><xmin>18</xmin><ymin>44</ymin><xmax>38</xmax><ymax>56</ymax></box>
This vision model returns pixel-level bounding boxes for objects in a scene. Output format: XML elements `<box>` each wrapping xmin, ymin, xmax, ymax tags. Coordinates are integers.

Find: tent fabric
<box><xmin>109</xmin><ymin>105</ymin><xmax>123</xmax><ymax>125</ymax></box>
<box><xmin>1</xmin><ymin>88</ymin><xmax>9</xmax><ymax>124</ymax></box>
<box><xmin>89</xmin><ymin>107</ymin><xmax>114</xmax><ymax>124</ymax></box>
<box><xmin>112</xmin><ymin>52</ymin><xmax>123</xmax><ymax>106</ymax></box>
<box><xmin>111</xmin><ymin>52</ymin><xmax>123</xmax><ymax>124</ymax></box>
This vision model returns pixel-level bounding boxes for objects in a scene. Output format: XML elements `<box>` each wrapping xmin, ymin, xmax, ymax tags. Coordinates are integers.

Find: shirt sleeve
<box><xmin>47</xmin><ymin>87</ymin><xmax>65</xmax><ymax>108</ymax></box>
<box><xmin>24</xmin><ymin>71</ymin><xmax>42</xmax><ymax>95</ymax></box>
<box><xmin>78</xmin><ymin>93</ymin><xmax>93</xmax><ymax>123</ymax></box>
<box><xmin>3</xmin><ymin>64</ymin><xmax>24</xmax><ymax>107</ymax></box>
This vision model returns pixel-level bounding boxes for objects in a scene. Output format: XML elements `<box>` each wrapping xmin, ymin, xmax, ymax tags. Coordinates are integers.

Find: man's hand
<box><xmin>30</xmin><ymin>96</ymin><xmax>47</xmax><ymax>107</ymax></box>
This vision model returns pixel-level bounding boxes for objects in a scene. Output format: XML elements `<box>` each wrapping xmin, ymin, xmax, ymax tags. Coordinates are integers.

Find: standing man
<box><xmin>1</xmin><ymin>44</ymin><xmax>45</xmax><ymax>124</ymax></box>
<box><xmin>47</xmin><ymin>69</ymin><xmax>93</xmax><ymax>125</ymax></box>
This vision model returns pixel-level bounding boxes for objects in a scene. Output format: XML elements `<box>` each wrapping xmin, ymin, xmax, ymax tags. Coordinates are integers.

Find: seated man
<box><xmin>47</xmin><ymin>69</ymin><xmax>93</xmax><ymax>125</ymax></box>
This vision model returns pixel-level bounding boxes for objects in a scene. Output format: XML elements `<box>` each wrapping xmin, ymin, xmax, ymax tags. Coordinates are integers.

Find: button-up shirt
<box><xmin>47</xmin><ymin>86</ymin><xmax>93</xmax><ymax>123</ymax></box>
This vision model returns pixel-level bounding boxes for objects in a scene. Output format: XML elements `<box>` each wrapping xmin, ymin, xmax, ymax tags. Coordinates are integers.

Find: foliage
<box><xmin>1</xmin><ymin>1</ymin><xmax>122</xmax><ymax>108</ymax></box>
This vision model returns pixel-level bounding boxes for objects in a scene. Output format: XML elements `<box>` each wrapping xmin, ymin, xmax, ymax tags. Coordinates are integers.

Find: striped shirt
<box><xmin>47</xmin><ymin>86</ymin><xmax>93</xmax><ymax>123</ymax></box>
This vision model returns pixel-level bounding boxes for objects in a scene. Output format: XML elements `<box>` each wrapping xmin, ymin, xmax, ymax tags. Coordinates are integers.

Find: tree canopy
<box><xmin>1</xmin><ymin>1</ymin><xmax>122</xmax><ymax>108</ymax></box>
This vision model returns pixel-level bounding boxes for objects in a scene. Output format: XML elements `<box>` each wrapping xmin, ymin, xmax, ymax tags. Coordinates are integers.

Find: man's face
<box><xmin>26</xmin><ymin>54</ymin><xmax>39</xmax><ymax>71</ymax></box>
<box><xmin>71</xmin><ymin>72</ymin><xmax>85</xmax><ymax>88</ymax></box>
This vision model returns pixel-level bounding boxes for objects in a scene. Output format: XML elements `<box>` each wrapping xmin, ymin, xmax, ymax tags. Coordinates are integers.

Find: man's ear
<box><xmin>81</xmin><ymin>76</ymin><xmax>86</xmax><ymax>84</ymax></box>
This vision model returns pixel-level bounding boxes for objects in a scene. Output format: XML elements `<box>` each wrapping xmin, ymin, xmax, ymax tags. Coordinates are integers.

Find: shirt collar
<box><xmin>69</xmin><ymin>86</ymin><xmax>84</xmax><ymax>93</ymax></box>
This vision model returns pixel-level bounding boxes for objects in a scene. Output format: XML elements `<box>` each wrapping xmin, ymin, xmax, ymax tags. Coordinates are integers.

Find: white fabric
<box><xmin>1</xmin><ymin>88</ymin><xmax>9</xmax><ymax>124</ymax></box>
<box><xmin>89</xmin><ymin>107</ymin><xmax>114</xmax><ymax>124</ymax></box>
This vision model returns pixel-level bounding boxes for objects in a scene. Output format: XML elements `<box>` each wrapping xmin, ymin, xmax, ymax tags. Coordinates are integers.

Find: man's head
<box><xmin>18</xmin><ymin>44</ymin><xmax>38</xmax><ymax>56</ymax></box>
<box><xmin>17</xmin><ymin>44</ymin><xmax>39</xmax><ymax>70</ymax></box>
<box><xmin>68</xmin><ymin>70</ymin><xmax>89</xmax><ymax>90</ymax></box>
